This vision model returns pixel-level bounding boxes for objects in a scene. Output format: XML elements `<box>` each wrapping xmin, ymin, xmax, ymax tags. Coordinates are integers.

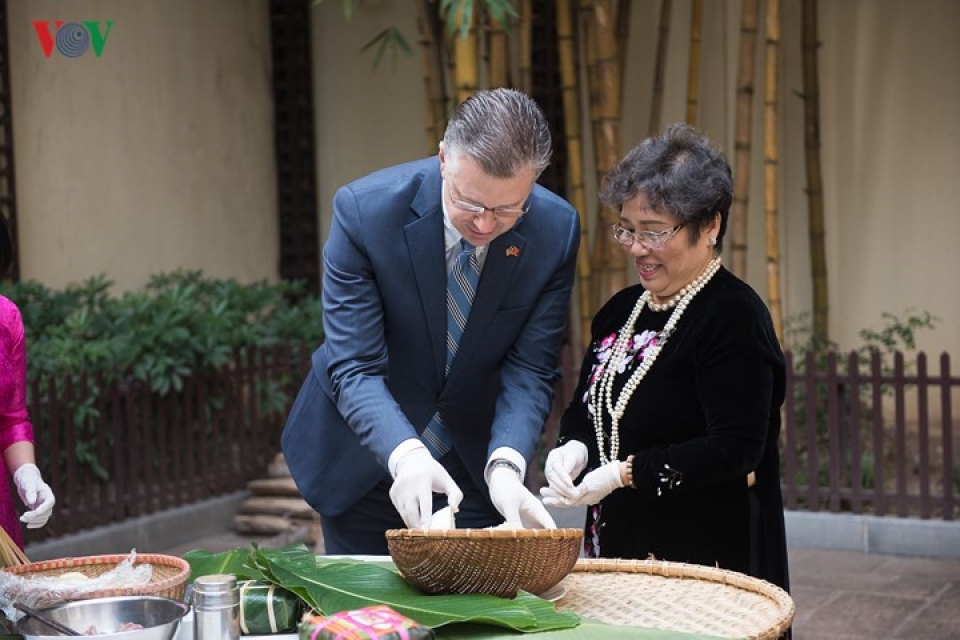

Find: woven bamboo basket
<box><xmin>4</xmin><ymin>554</ymin><xmax>190</xmax><ymax>601</ymax></box>
<box><xmin>554</xmin><ymin>558</ymin><xmax>795</xmax><ymax>639</ymax></box>
<box><xmin>385</xmin><ymin>528</ymin><xmax>582</xmax><ymax>598</ymax></box>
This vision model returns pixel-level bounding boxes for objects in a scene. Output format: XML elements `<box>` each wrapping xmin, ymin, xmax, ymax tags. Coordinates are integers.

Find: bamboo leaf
<box><xmin>441</xmin><ymin>0</ymin><xmax>475</xmax><ymax>39</ymax></box>
<box><xmin>251</xmin><ymin>548</ymin><xmax>579</xmax><ymax>632</ymax></box>
<box><xmin>360</xmin><ymin>28</ymin><xmax>412</xmax><ymax>69</ymax></box>
<box><xmin>482</xmin><ymin>0</ymin><xmax>519</xmax><ymax>28</ymax></box>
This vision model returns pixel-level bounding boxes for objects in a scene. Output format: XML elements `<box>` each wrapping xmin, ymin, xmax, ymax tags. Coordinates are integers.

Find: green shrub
<box><xmin>2</xmin><ymin>269</ymin><xmax>324</xmax><ymax>393</ymax></box>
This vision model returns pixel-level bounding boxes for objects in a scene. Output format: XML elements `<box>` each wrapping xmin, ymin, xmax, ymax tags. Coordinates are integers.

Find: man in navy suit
<box><xmin>281</xmin><ymin>88</ymin><xmax>580</xmax><ymax>554</ymax></box>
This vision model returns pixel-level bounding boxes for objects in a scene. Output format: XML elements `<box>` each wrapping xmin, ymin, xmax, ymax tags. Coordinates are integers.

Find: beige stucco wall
<box><xmin>8</xmin><ymin>0</ymin><xmax>278</xmax><ymax>292</ymax></box>
<box><xmin>311</xmin><ymin>0</ymin><xmax>426</xmax><ymax>238</ymax></box>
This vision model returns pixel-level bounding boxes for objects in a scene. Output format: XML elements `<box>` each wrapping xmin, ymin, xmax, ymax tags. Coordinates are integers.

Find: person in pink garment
<box><xmin>0</xmin><ymin>215</ymin><xmax>55</xmax><ymax>548</ymax></box>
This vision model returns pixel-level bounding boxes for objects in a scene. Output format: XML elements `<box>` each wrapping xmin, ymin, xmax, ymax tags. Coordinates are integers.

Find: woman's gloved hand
<box><xmin>13</xmin><ymin>463</ymin><xmax>55</xmax><ymax>528</ymax></box>
<box><xmin>542</xmin><ymin>440</ymin><xmax>588</xmax><ymax>501</ymax></box>
<box><xmin>541</xmin><ymin>460</ymin><xmax>624</xmax><ymax>507</ymax></box>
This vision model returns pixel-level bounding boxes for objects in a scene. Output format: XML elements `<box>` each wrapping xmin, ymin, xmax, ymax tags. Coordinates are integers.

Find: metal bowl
<box><xmin>16</xmin><ymin>596</ymin><xmax>189</xmax><ymax>640</ymax></box>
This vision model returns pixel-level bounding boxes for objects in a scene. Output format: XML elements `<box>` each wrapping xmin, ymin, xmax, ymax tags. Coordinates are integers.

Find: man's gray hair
<box><xmin>442</xmin><ymin>88</ymin><xmax>552</xmax><ymax>179</ymax></box>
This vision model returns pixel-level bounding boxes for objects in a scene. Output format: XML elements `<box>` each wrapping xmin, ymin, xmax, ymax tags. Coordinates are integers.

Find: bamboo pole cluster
<box><xmin>406</xmin><ymin>0</ymin><xmax>829</xmax><ymax>349</ymax></box>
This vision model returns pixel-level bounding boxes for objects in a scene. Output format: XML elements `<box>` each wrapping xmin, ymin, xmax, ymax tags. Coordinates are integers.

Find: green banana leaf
<box><xmin>184</xmin><ymin>547</ymin><xmax>721</xmax><ymax>638</ymax></box>
<box><xmin>250</xmin><ymin>547</ymin><xmax>580</xmax><ymax>632</ymax></box>
<box><xmin>185</xmin><ymin>546</ymin><xmax>578</xmax><ymax>633</ymax></box>
<box><xmin>183</xmin><ymin>544</ymin><xmax>316</xmax><ymax>584</ymax></box>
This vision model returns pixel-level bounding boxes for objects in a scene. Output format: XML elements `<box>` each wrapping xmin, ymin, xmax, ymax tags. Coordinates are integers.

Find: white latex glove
<box><xmin>541</xmin><ymin>460</ymin><xmax>623</xmax><ymax>507</ymax></box>
<box><xmin>13</xmin><ymin>463</ymin><xmax>56</xmax><ymax>528</ymax></box>
<box><xmin>488</xmin><ymin>466</ymin><xmax>557</xmax><ymax>529</ymax></box>
<box><xmin>389</xmin><ymin>446</ymin><xmax>462</xmax><ymax>529</ymax></box>
<box><xmin>542</xmin><ymin>440</ymin><xmax>588</xmax><ymax>500</ymax></box>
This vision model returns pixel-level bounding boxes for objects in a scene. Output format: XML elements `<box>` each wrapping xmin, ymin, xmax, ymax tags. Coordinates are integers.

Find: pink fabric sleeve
<box><xmin>0</xmin><ymin>296</ymin><xmax>35</xmax><ymax>453</ymax></box>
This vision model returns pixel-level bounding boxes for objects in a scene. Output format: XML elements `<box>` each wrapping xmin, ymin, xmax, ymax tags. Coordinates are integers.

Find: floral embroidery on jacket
<box><xmin>583</xmin><ymin>329</ymin><xmax>660</xmax><ymax>408</ymax></box>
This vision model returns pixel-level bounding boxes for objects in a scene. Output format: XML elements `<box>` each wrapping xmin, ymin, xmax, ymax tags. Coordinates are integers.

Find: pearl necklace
<box><xmin>647</xmin><ymin>269</ymin><xmax>716</xmax><ymax>312</ymax></box>
<box><xmin>589</xmin><ymin>257</ymin><xmax>722</xmax><ymax>464</ymax></box>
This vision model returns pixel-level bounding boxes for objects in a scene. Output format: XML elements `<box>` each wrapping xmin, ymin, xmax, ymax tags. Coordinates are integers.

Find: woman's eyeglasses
<box><xmin>611</xmin><ymin>223</ymin><xmax>685</xmax><ymax>250</ymax></box>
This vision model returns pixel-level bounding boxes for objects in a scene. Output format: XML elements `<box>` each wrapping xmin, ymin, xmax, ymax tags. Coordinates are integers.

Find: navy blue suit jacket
<box><xmin>281</xmin><ymin>157</ymin><xmax>580</xmax><ymax>517</ymax></box>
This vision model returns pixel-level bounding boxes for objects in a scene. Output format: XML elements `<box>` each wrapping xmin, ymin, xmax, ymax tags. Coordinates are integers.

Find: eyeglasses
<box><xmin>611</xmin><ymin>223</ymin><xmax>685</xmax><ymax>250</ymax></box>
<box><xmin>447</xmin><ymin>183</ymin><xmax>529</xmax><ymax>220</ymax></box>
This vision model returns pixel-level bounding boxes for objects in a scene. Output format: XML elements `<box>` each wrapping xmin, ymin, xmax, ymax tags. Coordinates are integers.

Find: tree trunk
<box><xmin>730</xmin><ymin>0</ymin><xmax>760</xmax><ymax>277</ymax></box>
<box><xmin>648</xmin><ymin>0</ymin><xmax>673</xmax><ymax>136</ymax></box>
<box><xmin>685</xmin><ymin>0</ymin><xmax>704</xmax><ymax>126</ymax></box>
<box><xmin>763</xmin><ymin>0</ymin><xmax>783</xmax><ymax>341</ymax></box>
<box><xmin>802</xmin><ymin>0</ymin><xmax>829</xmax><ymax>341</ymax></box>
<box><xmin>582</xmin><ymin>0</ymin><xmax>625</xmax><ymax>308</ymax></box>
<box><xmin>556</xmin><ymin>0</ymin><xmax>589</xmax><ymax>350</ymax></box>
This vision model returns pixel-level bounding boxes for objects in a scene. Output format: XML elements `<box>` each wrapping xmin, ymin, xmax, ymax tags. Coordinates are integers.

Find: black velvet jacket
<box><xmin>558</xmin><ymin>267</ymin><xmax>790</xmax><ymax>590</ymax></box>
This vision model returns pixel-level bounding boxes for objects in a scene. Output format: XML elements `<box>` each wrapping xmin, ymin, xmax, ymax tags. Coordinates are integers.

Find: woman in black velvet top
<box><xmin>541</xmin><ymin>123</ymin><xmax>790</xmax><ymax>591</ymax></box>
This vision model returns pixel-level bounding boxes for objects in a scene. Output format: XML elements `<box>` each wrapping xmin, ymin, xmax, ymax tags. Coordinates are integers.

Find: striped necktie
<box><xmin>422</xmin><ymin>240</ymin><xmax>481</xmax><ymax>458</ymax></box>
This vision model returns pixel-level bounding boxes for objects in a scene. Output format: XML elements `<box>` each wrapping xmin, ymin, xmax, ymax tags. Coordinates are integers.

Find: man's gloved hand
<box><xmin>542</xmin><ymin>440</ymin><xmax>588</xmax><ymax>501</ymax></box>
<box><xmin>541</xmin><ymin>460</ymin><xmax>623</xmax><ymax>507</ymax></box>
<box><xmin>389</xmin><ymin>446</ymin><xmax>462</xmax><ymax>529</ymax></box>
<box><xmin>13</xmin><ymin>463</ymin><xmax>55</xmax><ymax>528</ymax></box>
<box><xmin>488</xmin><ymin>464</ymin><xmax>556</xmax><ymax>529</ymax></box>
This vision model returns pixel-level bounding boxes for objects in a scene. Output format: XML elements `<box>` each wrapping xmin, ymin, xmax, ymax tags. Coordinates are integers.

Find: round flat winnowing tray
<box><xmin>552</xmin><ymin>559</ymin><xmax>795</xmax><ymax>639</ymax></box>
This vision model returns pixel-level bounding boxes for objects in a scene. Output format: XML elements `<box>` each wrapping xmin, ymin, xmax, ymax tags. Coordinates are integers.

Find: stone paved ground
<box><xmin>163</xmin><ymin>532</ymin><xmax>960</xmax><ymax>640</ymax></box>
<box><xmin>788</xmin><ymin>547</ymin><xmax>960</xmax><ymax>639</ymax></box>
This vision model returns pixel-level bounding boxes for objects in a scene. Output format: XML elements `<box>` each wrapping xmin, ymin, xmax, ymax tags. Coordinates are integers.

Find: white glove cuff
<box><xmin>610</xmin><ymin>460</ymin><xmax>626</xmax><ymax>489</ymax></box>
<box><xmin>13</xmin><ymin>463</ymin><xmax>40</xmax><ymax>484</ymax></box>
<box><xmin>388</xmin><ymin>439</ymin><xmax>429</xmax><ymax>478</ymax></box>
<box><xmin>485</xmin><ymin>447</ymin><xmax>526</xmax><ymax>484</ymax></box>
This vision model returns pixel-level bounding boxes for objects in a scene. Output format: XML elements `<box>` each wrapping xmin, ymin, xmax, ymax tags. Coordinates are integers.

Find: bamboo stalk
<box><xmin>583</xmin><ymin>0</ymin><xmax>625</xmax><ymax>307</ymax></box>
<box><xmin>487</xmin><ymin>10</ymin><xmax>509</xmax><ymax>88</ymax></box>
<box><xmin>802</xmin><ymin>0</ymin><xmax>829</xmax><ymax>341</ymax></box>
<box><xmin>764</xmin><ymin>0</ymin><xmax>783</xmax><ymax>341</ymax></box>
<box><xmin>648</xmin><ymin>0</ymin><xmax>673</xmax><ymax>136</ymax></box>
<box><xmin>556</xmin><ymin>0</ymin><xmax>590</xmax><ymax>350</ymax></box>
<box><xmin>616</xmin><ymin>0</ymin><xmax>632</xmax><ymax>108</ymax></box>
<box><xmin>416</xmin><ymin>0</ymin><xmax>447</xmax><ymax>152</ymax></box>
<box><xmin>517</xmin><ymin>0</ymin><xmax>533</xmax><ymax>94</ymax></box>
<box><xmin>730</xmin><ymin>0</ymin><xmax>759</xmax><ymax>277</ymax></box>
<box><xmin>452</xmin><ymin>2</ymin><xmax>478</xmax><ymax>104</ymax></box>
<box><xmin>685</xmin><ymin>0</ymin><xmax>704</xmax><ymax>126</ymax></box>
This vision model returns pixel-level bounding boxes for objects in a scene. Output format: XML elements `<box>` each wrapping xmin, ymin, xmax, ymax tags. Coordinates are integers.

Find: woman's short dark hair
<box><xmin>0</xmin><ymin>214</ymin><xmax>12</xmax><ymax>278</ymax></box>
<box><xmin>600</xmin><ymin>123</ymin><xmax>733</xmax><ymax>251</ymax></box>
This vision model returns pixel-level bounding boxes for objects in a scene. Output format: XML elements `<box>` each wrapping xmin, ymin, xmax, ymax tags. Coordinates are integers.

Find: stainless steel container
<box><xmin>16</xmin><ymin>595</ymin><xmax>189</xmax><ymax>640</ymax></box>
<box><xmin>192</xmin><ymin>575</ymin><xmax>239</xmax><ymax>640</ymax></box>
